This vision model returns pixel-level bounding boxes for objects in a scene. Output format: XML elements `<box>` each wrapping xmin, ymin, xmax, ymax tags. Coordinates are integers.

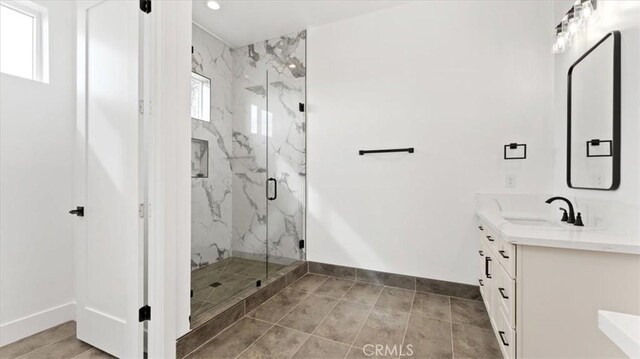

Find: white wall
<box><xmin>551</xmin><ymin>1</ymin><xmax>640</xmax><ymax>210</ymax></box>
<box><xmin>307</xmin><ymin>0</ymin><xmax>555</xmax><ymax>285</ymax></box>
<box><xmin>0</xmin><ymin>0</ymin><xmax>76</xmax><ymax>345</ymax></box>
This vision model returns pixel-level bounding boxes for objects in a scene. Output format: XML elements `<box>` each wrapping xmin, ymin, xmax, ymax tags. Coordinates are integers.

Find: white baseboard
<box><xmin>0</xmin><ymin>302</ymin><xmax>76</xmax><ymax>347</ymax></box>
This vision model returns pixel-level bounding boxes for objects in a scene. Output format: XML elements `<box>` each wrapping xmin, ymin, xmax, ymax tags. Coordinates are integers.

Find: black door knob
<box><xmin>69</xmin><ymin>206</ymin><xmax>84</xmax><ymax>217</ymax></box>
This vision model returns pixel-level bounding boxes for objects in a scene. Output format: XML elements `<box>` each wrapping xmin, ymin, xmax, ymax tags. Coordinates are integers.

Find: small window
<box><xmin>249</xmin><ymin>105</ymin><xmax>273</xmax><ymax>137</ymax></box>
<box><xmin>0</xmin><ymin>1</ymin><xmax>48</xmax><ymax>82</ymax></box>
<box><xmin>191</xmin><ymin>72</ymin><xmax>211</xmax><ymax>122</ymax></box>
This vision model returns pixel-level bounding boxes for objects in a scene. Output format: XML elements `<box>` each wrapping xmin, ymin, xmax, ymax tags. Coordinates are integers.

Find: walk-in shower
<box><xmin>190</xmin><ymin>25</ymin><xmax>306</xmax><ymax>329</ymax></box>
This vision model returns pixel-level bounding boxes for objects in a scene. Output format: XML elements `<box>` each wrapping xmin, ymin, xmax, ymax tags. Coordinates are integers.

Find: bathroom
<box><xmin>0</xmin><ymin>0</ymin><xmax>638</xmax><ymax>358</ymax></box>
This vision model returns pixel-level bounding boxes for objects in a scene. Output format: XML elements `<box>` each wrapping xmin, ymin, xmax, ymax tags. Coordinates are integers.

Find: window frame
<box><xmin>0</xmin><ymin>0</ymin><xmax>47</xmax><ymax>82</ymax></box>
<box><xmin>190</xmin><ymin>71</ymin><xmax>211</xmax><ymax>122</ymax></box>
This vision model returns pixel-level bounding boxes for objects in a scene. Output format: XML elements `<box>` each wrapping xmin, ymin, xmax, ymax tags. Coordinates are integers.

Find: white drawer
<box><xmin>479</xmin><ymin>241</ymin><xmax>487</xmax><ymax>299</ymax></box>
<box><xmin>497</xmin><ymin>236</ymin><xmax>516</xmax><ymax>278</ymax></box>
<box><xmin>478</xmin><ymin>219</ymin><xmax>499</xmax><ymax>252</ymax></box>
<box><xmin>479</xmin><ymin>239</ymin><xmax>494</xmax><ymax>309</ymax></box>
<box><xmin>496</xmin><ymin>306</ymin><xmax>516</xmax><ymax>359</ymax></box>
<box><xmin>495</xmin><ymin>261</ymin><xmax>515</xmax><ymax>329</ymax></box>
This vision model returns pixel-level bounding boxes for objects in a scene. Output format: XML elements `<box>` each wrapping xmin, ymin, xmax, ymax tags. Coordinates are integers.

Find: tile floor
<box><xmin>0</xmin><ymin>322</ymin><xmax>112</xmax><ymax>359</ymax></box>
<box><xmin>185</xmin><ymin>273</ymin><xmax>502</xmax><ymax>358</ymax></box>
<box><xmin>191</xmin><ymin>257</ymin><xmax>286</xmax><ymax>329</ymax></box>
<box><xmin>1</xmin><ymin>272</ymin><xmax>500</xmax><ymax>359</ymax></box>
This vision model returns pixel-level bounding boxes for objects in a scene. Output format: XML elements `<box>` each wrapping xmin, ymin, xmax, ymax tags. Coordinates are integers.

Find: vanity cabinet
<box><xmin>478</xmin><ymin>220</ymin><xmax>516</xmax><ymax>359</ymax></box>
<box><xmin>477</xmin><ymin>215</ymin><xmax>639</xmax><ymax>358</ymax></box>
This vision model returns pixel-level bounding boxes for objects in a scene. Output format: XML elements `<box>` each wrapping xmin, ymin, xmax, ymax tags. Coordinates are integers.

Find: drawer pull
<box><xmin>498</xmin><ymin>287</ymin><xmax>509</xmax><ymax>299</ymax></box>
<box><xmin>478</xmin><ymin>250</ymin><xmax>484</xmax><ymax>256</ymax></box>
<box><xmin>499</xmin><ymin>331</ymin><xmax>509</xmax><ymax>346</ymax></box>
<box><xmin>479</xmin><ymin>279</ymin><xmax>484</xmax><ymax>286</ymax></box>
<box><xmin>485</xmin><ymin>257</ymin><xmax>492</xmax><ymax>278</ymax></box>
<box><xmin>486</xmin><ymin>235</ymin><xmax>495</xmax><ymax>242</ymax></box>
<box><xmin>478</xmin><ymin>225</ymin><xmax>484</xmax><ymax>230</ymax></box>
<box><xmin>499</xmin><ymin>250</ymin><xmax>510</xmax><ymax>259</ymax></box>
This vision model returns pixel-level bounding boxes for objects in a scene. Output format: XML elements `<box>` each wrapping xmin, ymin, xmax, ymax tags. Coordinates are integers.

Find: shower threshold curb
<box><xmin>176</xmin><ymin>261</ymin><xmax>308</xmax><ymax>358</ymax></box>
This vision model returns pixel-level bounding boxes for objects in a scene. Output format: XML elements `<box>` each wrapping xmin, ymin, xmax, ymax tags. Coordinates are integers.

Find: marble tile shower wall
<box><xmin>231</xmin><ymin>31</ymin><xmax>306</xmax><ymax>263</ymax></box>
<box><xmin>191</xmin><ymin>25</ymin><xmax>235</xmax><ymax>269</ymax></box>
<box><xmin>191</xmin><ymin>26</ymin><xmax>306</xmax><ymax>270</ymax></box>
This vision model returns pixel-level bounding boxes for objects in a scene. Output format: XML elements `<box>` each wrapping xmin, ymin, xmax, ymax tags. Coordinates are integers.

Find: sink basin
<box><xmin>505</xmin><ymin>218</ymin><xmax>561</xmax><ymax>228</ymax></box>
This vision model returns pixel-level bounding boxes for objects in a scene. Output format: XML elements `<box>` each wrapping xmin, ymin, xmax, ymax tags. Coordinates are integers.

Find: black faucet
<box><xmin>545</xmin><ymin>197</ymin><xmax>575</xmax><ymax>224</ymax></box>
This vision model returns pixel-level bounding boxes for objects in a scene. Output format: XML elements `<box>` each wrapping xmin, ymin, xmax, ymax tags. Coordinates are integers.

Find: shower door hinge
<box><xmin>139</xmin><ymin>100</ymin><xmax>144</xmax><ymax>115</ymax></box>
<box><xmin>299</xmin><ymin>240</ymin><xmax>305</xmax><ymax>249</ymax></box>
<box><xmin>139</xmin><ymin>203</ymin><xmax>145</xmax><ymax>218</ymax></box>
<box><xmin>138</xmin><ymin>305</ymin><xmax>151</xmax><ymax>322</ymax></box>
<box><xmin>140</xmin><ymin>0</ymin><xmax>151</xmax><ymax>14</ymax></box>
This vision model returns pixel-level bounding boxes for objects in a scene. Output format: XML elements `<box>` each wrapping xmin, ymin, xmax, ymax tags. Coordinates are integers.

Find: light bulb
<box><xmin>582</xmin><ymin>0</ymin><xmax>600</xmax><ymax>24</ymax></box>
<box><xmin>566</xmin><ymin>10</ymin><xmax>580</xmax><ymax>36</ymax></box>
<box><xmin>561</xmin><ymin>15</ymin><xmax>572</xmax><ymax>47</ymax></box>
<box><xmin>568</xmin><ymin>17</ymin><xmax>579</xmax><ymax>34</ymax></box>
<box><xmin>553</xmin><ymin>27</ymin><xmax>566</xmax><ymax>54</ymax></box>
<box><xmin>557</xmin><ymin>35</ymin><xmax>566</xmax><ymax>49</ymax></box>
<box><xmin>561</xmin><ymin>15</ymin><xmax>569</xmax><ymax>33</ymax></box>
<box><xmin>581</xmin><ymin>0</ymin><xmax>594</xmax><ymax>19</ymax></box>
<box><xmin>573</xmin><ymin>1</ymin><xmax>585</xmax><ymax>28</ymax></box>
<box><xmin>207</xmin><ymin>1</ymin><xmax>221</xmax><ymax>10</ymax></box>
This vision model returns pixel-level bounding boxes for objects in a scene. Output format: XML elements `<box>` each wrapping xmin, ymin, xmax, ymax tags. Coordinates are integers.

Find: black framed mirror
<box><xmin>567</xmin><ymin>31</ymin><xmax>621</xmax><ymax>190</ymax></box>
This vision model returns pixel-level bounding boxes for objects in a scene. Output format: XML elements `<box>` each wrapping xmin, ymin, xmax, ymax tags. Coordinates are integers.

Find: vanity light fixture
<box><xmin>552</xmin><ymin>0</ymin><xmax>598</xmax><ymax>54</ymax></box>
<box><xmin>206</xmin><ymin>1</ymin><xmax>221</xmax><ymax>10</ymax></box>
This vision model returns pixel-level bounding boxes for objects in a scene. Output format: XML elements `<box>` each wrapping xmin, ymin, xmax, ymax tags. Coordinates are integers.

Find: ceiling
<box><xmin>192</xmin><ymin>0</ymin><xmax>408</xmax><ymax>48</ymax></box>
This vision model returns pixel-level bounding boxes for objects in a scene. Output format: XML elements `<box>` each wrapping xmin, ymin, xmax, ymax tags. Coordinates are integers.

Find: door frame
<box><xmin>145</xmin><ymin>1</ymin><xmax>192</xmax><ymax>357</ymax></box>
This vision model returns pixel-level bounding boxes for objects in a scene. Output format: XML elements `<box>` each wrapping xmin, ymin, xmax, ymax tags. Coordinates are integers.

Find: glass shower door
<box><xmin>190</xmin><ymin>34</ymin><xmax>269</xmax><ymax>330</ymax></box>
<box><xmin>265</xmin><ymin>30</ymin><xmax>307</xmax><ymax>273</ymax></box>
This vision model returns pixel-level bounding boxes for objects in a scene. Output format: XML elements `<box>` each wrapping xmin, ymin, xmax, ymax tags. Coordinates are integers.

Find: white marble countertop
<box><xmin>598</xmin><ymin>310</ymin><xmax>640</xmax><ymax>358</ymax></box>
<box><xmin>477</xmin><ymin>210</ymin><xmax>640</xmax><ymax>255</ymax></box>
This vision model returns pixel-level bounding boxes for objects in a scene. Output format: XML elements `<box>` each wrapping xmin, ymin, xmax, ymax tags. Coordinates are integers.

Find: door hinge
<box><xmin>139</xmin><ymin>203</ymin><xmax>144</xmax><ymax>218</ymax></box>
<box><xmin>299</xmin><ymin>239</ymin><xmax>305</xmax><ymax>249</ymax></box>
<box><xmin>139</xmin><ymin>100</ymin><xmax>144</xmax><ymax>115</ymax></box>
<box><xmin>138</xmin><ymin>305</ymin><xmax>151</xmax><ymax>322</ymax></box>
<box><xmin>140</xmin><ymin>0</ymin><xmax>151</xmax><ymax>13</ymax></box>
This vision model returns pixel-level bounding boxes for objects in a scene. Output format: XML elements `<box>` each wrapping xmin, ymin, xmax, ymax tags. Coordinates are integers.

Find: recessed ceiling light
<box><xmin>207</xmin><ymin>1</ymin><xmax>221</xmax><ymax>10</ymax></box>
<box><xmin>288</xmin><ymin>64</ymin><xmax>296</xmax><ymax>69</ymax></box>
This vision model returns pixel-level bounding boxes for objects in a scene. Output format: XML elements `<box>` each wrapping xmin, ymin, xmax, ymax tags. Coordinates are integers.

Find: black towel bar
<box><xmin>359</xmin><ymin>148</ymin><xmax>414</xmax><ymax>155</ymax></box>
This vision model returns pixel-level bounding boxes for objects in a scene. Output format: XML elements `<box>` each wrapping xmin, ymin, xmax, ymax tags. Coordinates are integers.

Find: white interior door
<box><xmin>75</xmin><ymin>1</ymin><xmax>144</xmax><ymax>357</ymax></box>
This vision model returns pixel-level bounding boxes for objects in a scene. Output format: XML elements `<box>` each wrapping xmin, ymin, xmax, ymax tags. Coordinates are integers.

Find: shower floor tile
<box><xmin>190</xmin><ymin>256</ymin><xmax>288</xmax><ymax>330</ymax></box>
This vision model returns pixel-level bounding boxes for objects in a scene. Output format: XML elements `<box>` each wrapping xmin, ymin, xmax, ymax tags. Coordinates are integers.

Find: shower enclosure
<box><xmin>190</xmin><ymin>27</ymin><xmax>306</xmax><ymax>329</ymax></box>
